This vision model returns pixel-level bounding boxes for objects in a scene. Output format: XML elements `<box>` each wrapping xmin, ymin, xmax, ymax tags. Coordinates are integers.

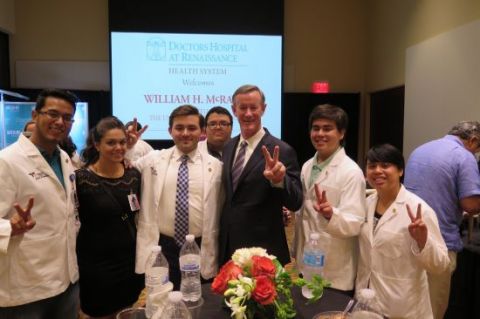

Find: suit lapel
<box><xmin>225</xmin><ymin>136</ymin><xmax>240</xmax><ymax>194</ymax></box>
<box><xmin>201</xmin><ymin>152</ymin><xmax>215</xmax><ymax>201</ymax></box>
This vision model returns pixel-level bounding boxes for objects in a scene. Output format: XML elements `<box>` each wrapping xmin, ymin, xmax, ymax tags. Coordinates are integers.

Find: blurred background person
<box><xmin>356</xmin><ymin>144</ymin><xmax>449</xmax><ymax>319</ymax></box>
<box><xmin>22</xmin><ymin>120</ymin><xmax>36</xmax><ymax>138</ymax></box>
<box><xmin>77</xmin><ymin>116</ymin><xmax>144</xmax><ymax>318</ymax></box>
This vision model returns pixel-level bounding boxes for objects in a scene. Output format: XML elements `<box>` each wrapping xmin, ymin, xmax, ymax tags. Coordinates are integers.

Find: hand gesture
<box><xmin>262</xmin><ymin>145</ymin><xmax>286</xmax><ymax>184</ymax></box>
<box><xmin>407</xmin><ymin>203</ymin><xmax>428</xmax><ymax>250</ymax></box>
<box><xmin>282</xmin><ymin>206</ymin><xmax>292</xmax><ymax>226</ymax></box>
<box><xmin>313</xmin><ymin>184</ymin><xmax>333</xmax><ymax>220</ymax></box>
<box><xmin>10</xmin><ymin>197</ymin><xmax>36</xmax><ymax>236</ymax></box>
<box><xmin>126</xmin><ymin>117</ymin><xmax>148</xmax><ymax>149</ymax></box>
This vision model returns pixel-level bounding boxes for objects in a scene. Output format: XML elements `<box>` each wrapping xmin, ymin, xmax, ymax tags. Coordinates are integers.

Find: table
<box><xmin>199</xmin><ymin>284</ymin><xmax>352</xmax><ymax>318</ymax></box>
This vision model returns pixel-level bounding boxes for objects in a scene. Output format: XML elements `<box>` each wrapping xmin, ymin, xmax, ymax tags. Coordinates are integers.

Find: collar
<box><xmin>313</xmin><ymin>147</ymin><xmax>342</xmax><ymax>169</ymax></box>
<box><xmin>239</xmin><ymin>127</ymin><xmax>266</xmax><ymax>147</ymax></box>
<box><xmin>173</xmin><ymin>146</ymin><xmax>200</xmax><ymax>163</ymax></box>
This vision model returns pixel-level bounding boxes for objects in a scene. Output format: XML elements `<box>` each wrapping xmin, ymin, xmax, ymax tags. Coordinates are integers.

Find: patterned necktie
<box><xmin>231</xmin><ymin>141</ymin><xmax>247</xmax><ymax>191</ymax></box>
<box><xmin>174</xmin><ymin>155</ymin><xmax>189</xmax><ymax>247</ymax></box>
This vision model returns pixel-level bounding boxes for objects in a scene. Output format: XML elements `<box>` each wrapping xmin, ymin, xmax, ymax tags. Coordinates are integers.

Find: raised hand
<box><xmin>407</xmin><ymin>203</ymin><xmax>428</xmax><ymax>250</ymax></box>
<box><xmin>10</xmin><ymin>197</ymin><xmax>36</xmax><ymax>236</ymax></box>
<box><xmin>313</xmin><ymin>184</ymin><xmax>333</xmax><ymax>220</ymax></box>
<box><xmin>126</xmin><ymin>117</ymin><xmax>148</xmax><ymax>149</ymax></box>
<box><xmin>262</xmin><ymin>145</ymin><xmax>286</xmax><ymax>184</ymax></box>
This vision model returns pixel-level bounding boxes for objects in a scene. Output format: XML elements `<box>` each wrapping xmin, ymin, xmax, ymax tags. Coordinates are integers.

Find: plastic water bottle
<box><xmin>145</xmin><ymin>245</ymin><xmax>169</xmax><ymax>318</ymax></box>
<box><xmin>301</xmin><ymin>232</ymin><xmax>325</xmax><ymax>298</ymax></box>
<box><xmin>179</xmin><ymin>234</ymin><xmax>202</xmax><ymax>302</ymax></box>
<box><xmin>350</xmin><ymin>288</ymin><xmax>383</xmax><ymax>319</ymax></box>
<box><xmin>160</xmin><ymin>291</ymin><xmax>192</xmax><ymax>319</ymax></box>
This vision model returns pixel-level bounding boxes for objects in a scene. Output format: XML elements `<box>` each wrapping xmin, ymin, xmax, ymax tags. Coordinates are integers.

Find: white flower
<box><xmin>232</xmin><ymin>247</ymin><xmax>275</xmax><ymax>267</ymax></box>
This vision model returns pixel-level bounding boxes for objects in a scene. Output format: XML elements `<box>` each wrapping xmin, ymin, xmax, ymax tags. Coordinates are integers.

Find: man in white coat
<box><xmin>134</xmin><ymin>105</ymin><xmax>223</xmax><ymax>289</ymax></box>
<box><xmin>0</xmin><ymin>89</ymin><xmax>80</xmax><ymax>318</ymax></box>
<box><xmin>293</xmin><ymin>104</ymin><xmax>366</xmax><ymax>294</ymax></box>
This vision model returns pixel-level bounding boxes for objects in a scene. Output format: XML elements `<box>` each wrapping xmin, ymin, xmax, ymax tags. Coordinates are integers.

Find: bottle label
<box><xmin>303</xmin><ymin>252</ymin><xmax>324</xmax><ymax>267</ymax></box>
<box><xmin>179</xmin><ymin>254</ymin><xmax>201</xmax><ymax>271</ymax></box>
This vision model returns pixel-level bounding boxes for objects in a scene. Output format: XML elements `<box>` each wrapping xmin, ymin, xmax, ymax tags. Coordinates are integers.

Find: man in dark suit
<box><xmin>218</xmin><ymin>84</ymin><xmax>303</xmax><ymax>266</ymax></box>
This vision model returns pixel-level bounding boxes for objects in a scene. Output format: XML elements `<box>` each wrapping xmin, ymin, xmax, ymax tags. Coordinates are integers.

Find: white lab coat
<box><xmin>356</xmin><ymin>186</ymin><xmax>449</xmax><ymax>319</ymax></box>
<box><xmin>134</xmin><ymin>146</ymin><xmax>223</xmax><ymax>279</ymax></box>
<box><xmin>293</xmin><ymin>148</ymin><xmax>366</xmax><ymax>291</ymax></box>
<box><xmin>125</xmin><ymin>139</ymin><xmax>154</xmax><ymax>162</ymax></box>
<box><xmin>0</xmin><ymin>135</ymin><xmax>79</xmax><ymax>306</ymax></box>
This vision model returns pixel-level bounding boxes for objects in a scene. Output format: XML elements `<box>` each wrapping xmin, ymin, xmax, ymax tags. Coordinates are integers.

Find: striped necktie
<box><xmin>231</xmin><ymin>141</ymin><xmax>247</xmax><ymax>191</ymax></box>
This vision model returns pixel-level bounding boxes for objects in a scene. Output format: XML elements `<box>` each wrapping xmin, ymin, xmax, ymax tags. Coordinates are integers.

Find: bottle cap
<box><xmin>186</xmin><ymin>234</ymin><xmax>195</xmax><ymax>242</ymax></box>
<box><xmin>310</xmin><ymin>232</ymin><xmax>320</xmax><ymax>240</ymax></box>
<box><xmin>359</xmin><ymin>288</ymin><xmax>376</xmax><ymax>300</ymax></box>
<box><xmin>151</xmin><ymin>245</ymin><xmax>161</xmax><ymax>253</ymax></box>
<box><xmin>168</xmin><ymin>291</ymin><xmax>183</xmax><ymax>303</ymax></box>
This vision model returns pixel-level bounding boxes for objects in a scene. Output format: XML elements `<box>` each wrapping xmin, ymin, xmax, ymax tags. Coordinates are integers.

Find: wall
<box><xmin>366</xmin><ymin>0</ymin><xmax>480</xmax><ymax>92</ymax></box>
<box><xmin>0</xmin><ymin>0</ymin><xmax>15</xmax><ymax>34</ymax></box>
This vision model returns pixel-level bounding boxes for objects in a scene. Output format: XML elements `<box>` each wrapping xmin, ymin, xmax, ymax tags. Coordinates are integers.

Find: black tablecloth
<box><xmin>199</xmin><ymin>284</ymin><xmax>351</xmax><ymax>319</ymax></box>
<box><xmin>445</xmin><ymin>230</ymin><xmax>480</xmax><ymax>319</ymax></box>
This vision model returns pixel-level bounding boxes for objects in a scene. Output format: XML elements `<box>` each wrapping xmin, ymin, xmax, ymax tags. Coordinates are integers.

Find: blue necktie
<box><xmin>174</xmin><ymin>155</ymin><xmax>189</xmax><ymax>247</ymax></box>
<box><xmin>231</xmin><ymin>141</ymin><xmax>247</xmax><ymax>191</ymax></box>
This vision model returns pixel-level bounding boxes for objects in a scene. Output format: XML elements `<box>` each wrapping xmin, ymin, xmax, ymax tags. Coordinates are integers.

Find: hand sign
<box><xmin>407</xmin><ymin>203</ymin><xmax>428</xmax><ymax>251</ymax></box>
<box><xmin>126</xmin><ymin>117</ymin><xmax>148</xmax><ymax>149</ymax></box>
<box><xmin>313</xmin><ymin>184</ymin><xmax>333</xmax><ymax>219</ymax></box>
<box><xmin>10</xmin><ymin>197</ymin><xmax>36</xmax><ymax>236</ymax></box>
<box><xmin>262</xmin><ymin>145</ymin><xmax>286</xmax><ymax>184</ymax></box>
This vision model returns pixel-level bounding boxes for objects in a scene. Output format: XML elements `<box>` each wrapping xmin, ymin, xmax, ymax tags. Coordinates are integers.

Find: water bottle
<box><xmin>160</xmin><ymin>291</ymin><xmax>192</xmax><ymax>319</ymax></box>
<box><xmin>350</xmin><ymin>288</ymin><xmax>383</xmax><ymax>319</ymax></box>
<box><xmin>145</xmin><ymin>245</ymin><xmax>169</xmax><ymax>318</ymax></box>
<box><xmin>301</xmin><ymin>232</ymin><xmax>325</xmax><ymax>298</ymax></box>
<box><xmin>179</xmin><ymin>234</ymin><xmax>202</xmax><ymax>302</ymax></box>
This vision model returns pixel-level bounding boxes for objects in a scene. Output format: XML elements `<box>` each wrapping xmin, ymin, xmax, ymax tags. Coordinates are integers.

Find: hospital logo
<box><xmin>146</xmin><ymin>38</ymin><xmax>167</xmax><ymax>61</ymax></box>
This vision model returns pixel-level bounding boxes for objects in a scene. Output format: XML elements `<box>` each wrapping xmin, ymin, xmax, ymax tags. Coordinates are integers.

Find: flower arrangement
<box><xmin>211</xmin><ymin>247</ymin><xmax>330</xmax><ymax>319</ymax></box>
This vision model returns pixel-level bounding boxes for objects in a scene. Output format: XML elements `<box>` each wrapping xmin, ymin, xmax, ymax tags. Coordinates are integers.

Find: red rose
<box><xmin>211</xmin><ymin>260</ymin><xmax>243</xmax><ymax>294</ymax></box>
<box><xmin>252</xmin><ymin>275</ymin><xmax>277</xmax><ymax>305</ymax></box>
<box><xmin>251</xmin><ymin>256</ymin><xmax>276</xmax><ymax>278</ymax></box>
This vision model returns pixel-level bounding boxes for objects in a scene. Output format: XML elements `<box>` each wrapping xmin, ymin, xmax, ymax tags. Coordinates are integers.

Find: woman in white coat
<box><xmin>356</xmin><ymin>144</ymin><xmax>449</xmax><ymax>319</ymax></box>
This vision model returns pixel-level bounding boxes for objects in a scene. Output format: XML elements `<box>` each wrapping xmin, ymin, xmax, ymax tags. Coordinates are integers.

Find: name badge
<box><xmin>128</xmin><ymin>193</ymin><xmax>141</xmax><ymax>211</ymax></box>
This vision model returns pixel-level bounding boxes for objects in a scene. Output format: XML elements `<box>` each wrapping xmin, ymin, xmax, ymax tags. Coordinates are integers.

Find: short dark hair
<box><xmin>124</xmin><ymin>120</ymin><xmax>143</xmax><ymax>131</ymax></box>
<box><xmin>35</xmin><ymin>89</ymin><xmax>78</xmax><ymax>112</ymax></box>
<box><xmin>232</xmin><ymin>84</ymin><xmax>265</xmax><ymax>104</ymax></box>
<box><xmin>309</xmin><ymin>104</ymin><xmax>348</xmax><ymax>132</ymax></box>
<box><xmin>169</xmin><ymin>104</ymin><xmax>204</xmax><ymax>128</ymax></box>
<box><xmin>205</xmin><ymin>106</ymin><xmax>233</xmax><ymax>124</ymax></box>
<box><xmin>366</xmin><ymin>144</ymin><xmax>405</xmax><ymax>171</ymax></box>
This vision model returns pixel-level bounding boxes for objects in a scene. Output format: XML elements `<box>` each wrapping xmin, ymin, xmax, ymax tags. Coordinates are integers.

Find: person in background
<box><xmin>404</xmin><ymin>121</ymin><xmax>480</xmax><ymax>319</ymax></box>
<box><xmin>76</xmin><ymin>116</ymin><xmax>144</xmax><ymax>318</ymax></box>
<box><xmin>22</xmin><ymin>120</ymin><xmax>36</xmax><ymax>138</ymax></box>
<box><xmin>134</xmin><ymin>105</ymin><xmax>223</xmax><ymax>289</ymax></box>
<box><xmin>124</xmin><ymin>120</ymin><xmax>153</xmax><ymax>162</ymax></box>
<box><xmin>198</xmin><ymin>106</ymin><xmax>233</xmax><ymax>160</ymax></box>
<box><xmin>0</xmin><ymin>89</ymin><xmax>79</xmax><ymax>319</ymax></box>
<box><xmin>293</xmin><ymin>104</ymin><xmax>365</xmax><ymax>295</ymax></box>
<box><xmin>357</xmin><ymin>144</ymin><xmax>449</xmax><ymax>319</ymax></box>
<box><xmin>218</xmin><ymin>84</ymin><xmax>303</xmax><ymax>267</ymax></box>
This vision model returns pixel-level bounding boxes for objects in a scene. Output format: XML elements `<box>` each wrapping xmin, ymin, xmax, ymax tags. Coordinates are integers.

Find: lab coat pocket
<box><xmin>376</xmin><ymin>231</ymin><xmax>404</xmax><ymax>259</ymax></box>
<box><xmin>11</xmin><ymin>234</ymin><xmax>62</xmax><ymax>289</ymax></box>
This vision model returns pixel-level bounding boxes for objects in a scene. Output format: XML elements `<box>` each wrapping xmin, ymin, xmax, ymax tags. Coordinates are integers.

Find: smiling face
<box><xmin>30</xmin><ymin>97</ymin><xmax>75</xmax><ymax>152</ymax></box>
<box><xmin>95</xmin><ymin>128</ymin><xmax>127</xmax><ymax>164</ymax></box>
<box><xmin>169</xmin><ymin>114</ymin><xmax>202</xmax><ymax>154</ymax></box>
<box><xmin>206</xmin><ymin>112</ymin><xmax>232</xmax><ymax>149</ymax></box>
<box><xmin>366</xmin><ymin>161</ymin><xmax>403</xmax><ymax>196</ymax></box>
<box><xmin>232</xmin><ymin>90</ymin><xmax>266</xmax><ymax>139</ymax></box>
<box><xmin>310</xmin><ymin>118</ymin><xmax>345</xmax><ymax>161</ymax></box>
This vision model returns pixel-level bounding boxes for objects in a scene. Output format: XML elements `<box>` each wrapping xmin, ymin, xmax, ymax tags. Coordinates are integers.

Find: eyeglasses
<box><xmin>38</xmin><ymin>110</ymin><xmax>75</xmax><ymax>123</ymax></box>
<box><xmin>207</xmin><ymin>121</ymin><xmax>231</xmax><ymax>129</ymax></box>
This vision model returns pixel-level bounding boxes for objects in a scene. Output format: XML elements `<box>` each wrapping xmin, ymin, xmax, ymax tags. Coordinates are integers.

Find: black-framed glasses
<box><xmin>207</xmin><ymin>121</ymin><xmax>231</xmax><ymax>129</ymax></box>
<box><xmin>38</xmin><ymin>110</ymin><xmax>75</xmax><ymax>123</ymax></box>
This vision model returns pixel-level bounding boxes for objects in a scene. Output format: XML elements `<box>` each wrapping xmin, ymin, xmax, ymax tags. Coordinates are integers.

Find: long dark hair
<box><xmin>81</xmin><ymin>116</ymin><xmax>125</xmax><ymax>166</ymax></box>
